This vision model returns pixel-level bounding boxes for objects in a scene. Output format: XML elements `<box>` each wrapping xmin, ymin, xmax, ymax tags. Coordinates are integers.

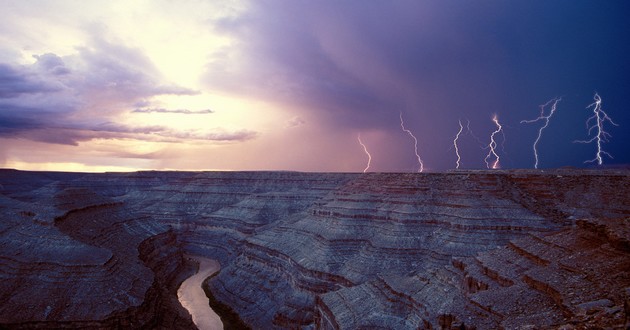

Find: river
<box><xmin>178</xmin><ymin>256</ymin><xmax>223</xmax><ymax>330</ymax></box>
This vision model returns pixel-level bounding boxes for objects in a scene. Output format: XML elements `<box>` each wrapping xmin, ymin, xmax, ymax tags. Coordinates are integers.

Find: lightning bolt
<box><xmin>520</xmin><ymin>97</ymin><xmax>561</xmax><ymax>169</ymax></box>
<box><xmin>484</xmin><ymin>115</ymin><xmax>503</xmax><ymax>169</ymax></box>
<box><xmin>399</xmin><ymin>112</ymin><xmax>424</xmax><ymax>172</ymax></box>
<box><xmin>574</xmin><ymin>93</ymin><xmax>619</xmax><ymax>165</ymax></box>
<box><xmin>357</xmin><ymin>134</ymin><xmax>372</xmax><ymax>173</ymax></box>
<box><xmin>453</xmin><ymin>119</ymin><xmax>464</xmax><ymax>169</ymax></box>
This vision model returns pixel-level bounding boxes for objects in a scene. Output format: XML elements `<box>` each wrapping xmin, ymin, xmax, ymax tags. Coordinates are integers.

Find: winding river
<box><xmin>178</xmin><ymin>256</ymin><xmax>223</xmax><ymax>330</ymax></box>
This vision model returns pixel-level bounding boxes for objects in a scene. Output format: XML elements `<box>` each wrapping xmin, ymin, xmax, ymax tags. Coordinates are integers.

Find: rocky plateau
<box><xmin>0</xmin><ymin>168</ymin><xmax>628</xmax><ymax>329</ymax></box>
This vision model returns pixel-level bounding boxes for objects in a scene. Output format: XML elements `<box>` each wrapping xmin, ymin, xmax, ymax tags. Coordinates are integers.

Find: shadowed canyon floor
<box><xmin>0</xmin><ymin>169</ymin><xmax>628</xmax><ymax>329</ymax></box>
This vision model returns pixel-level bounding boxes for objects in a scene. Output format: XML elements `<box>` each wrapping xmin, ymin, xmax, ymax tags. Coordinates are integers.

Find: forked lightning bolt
<box><xmin>357</xmin><ymin>134</ymin><xmax>372</xmax><ymax>173</ymax></box>
<box><xmin>399</xmin><ymin>112</ymin><xmax>424</xmax><ymax>172</ymax></box>
<box><xmin>484</xmin><ymin>115</ymin><xmax>503</xmax><ymax>169</ymax></box>
<box><xmin>453</xmin><ymin>120</ymin><xmax>464</xmax><ymax>169</ymax></box>
<box><xmin>574</xmin><ymin>93</ymin><xmax>619</xmax><ymax>165</ymax></box>
<box><xmin>452</xmin><ymin>119</ymin><xmax>482</xmax><ymax>169</ymax></box>
<box><xmin>521</xmin><ymin>97</ymin><xmax>561</xmax><ymax>169</ymax></box>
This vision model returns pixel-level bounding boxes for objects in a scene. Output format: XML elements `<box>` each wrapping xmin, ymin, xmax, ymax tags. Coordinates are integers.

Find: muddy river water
<box><xmin>177</xmin><ymin>256</ymin><xmax>223</xmax><ymax>330</ymax></box>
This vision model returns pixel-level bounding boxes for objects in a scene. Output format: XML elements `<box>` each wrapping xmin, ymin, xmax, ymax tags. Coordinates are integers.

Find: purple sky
<box><xmin>1</xmin><ymin>1</ymin><xmax>629</xmax><ymax>172</ymax></box>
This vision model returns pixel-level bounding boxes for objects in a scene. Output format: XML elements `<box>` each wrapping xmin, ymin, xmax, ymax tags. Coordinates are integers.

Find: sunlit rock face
<box><xmin>0</xmin><ymin>169</ymin><xmax>628</xmax><ymax>329</ymax></box>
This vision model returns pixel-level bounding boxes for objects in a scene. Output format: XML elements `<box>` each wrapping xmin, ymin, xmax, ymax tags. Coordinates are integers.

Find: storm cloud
<box><xmin>0</xmin><ymin>36</ymin><xmax>253</xmax><ymax>146</ymax></box>
<box><xmin>1</xmin><ymin>1</ymin><xmax>629</xmax><ymax>171</ymax></box>
<box><xmin>0</xmin><ymin>62</ymin><xmax>65</xmax><ymax>98</ymax></box>
<box><xmin>201</xmin><ymin>1</ymin><xmax>630</xmax><ymax>168</ymax></box>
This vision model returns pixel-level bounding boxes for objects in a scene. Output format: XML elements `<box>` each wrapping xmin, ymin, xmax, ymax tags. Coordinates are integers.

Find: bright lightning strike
<box><xmin>453</xmin><ymin>120</ymin><xmax>464</xmax><ymax>169</ymax></box>
<box><xmin>357</xmin><ymin>134</ymin><xmax>372</xmax><ymax>173</ymax></box>
<box><xmin>484</xmin><ymin>115</ymin><xmax>503</xmax><ymax>169</ymax></box>
<box><xmin>399</xmin><ymin>112</ymin><xmax>424</xmax><ymax>172</ymax></box>
<box><xmin>520</xmin><ymin>97</ymin><xmax>561</xmax><ymax>169</ymax></box>
<box><xmin>574</xmin><ymin>93</ymin><xmax>619</xmax><ymax>165</ymax></box>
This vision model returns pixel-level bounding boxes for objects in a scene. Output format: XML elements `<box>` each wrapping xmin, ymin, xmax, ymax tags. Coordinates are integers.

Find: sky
<box><xmin>1</xmin><ymin>0</ymin><xmax>629</xmax><ymax>172</ymax></box>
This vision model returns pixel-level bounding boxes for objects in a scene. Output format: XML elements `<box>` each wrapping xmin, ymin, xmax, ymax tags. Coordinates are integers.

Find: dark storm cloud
<box><xmin>0</xmin><ymin>63</ymin><xmax>64</xmax><ymax>98</ymax></box>
<box><xmin>203</xmin><ymin>0</ymin><xmax>630</xmax><ymax>169</ymax></box>
<box><xmin>204</xmin><ymin>1</ymin><xmax>397</xmax><ymax>126</ymax></box>
<box><xmin>132</xmin><ymin>108</ymin><xmax>214</xmax><ymax>114</ymax></box>
<box><xmin>0</xmin><ymin>105</ymin><xmax>46</xmax><ymax>132</ymax></box>
<box><xmin>203</xmin><ymin>1</ymin><xmax>513</xmax><ymax>126</ymax></box>
<box><xmin>0</xmin><ymin>105</ymin><xmax>103</xmax><ymax>146</ymax></box>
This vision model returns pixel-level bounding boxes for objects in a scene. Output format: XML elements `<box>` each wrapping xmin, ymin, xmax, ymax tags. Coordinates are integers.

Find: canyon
<box><xmin>0</xmin><ymin>168</ymin><xmax>628</xmax><ymax>329</ymax></box>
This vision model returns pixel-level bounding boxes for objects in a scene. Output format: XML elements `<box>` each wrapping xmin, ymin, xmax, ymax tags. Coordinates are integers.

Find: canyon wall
<box><xmin>0</xmin><ymin>169</ymin><xmax>628</xmax><ymax>329</ymax></box>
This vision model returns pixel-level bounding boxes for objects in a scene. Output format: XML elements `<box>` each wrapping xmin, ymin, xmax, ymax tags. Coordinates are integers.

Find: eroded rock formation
<box><xmin>0</xmin><ymin>169</ymin><xmax>628</xmax><ymax>329</ymax></box>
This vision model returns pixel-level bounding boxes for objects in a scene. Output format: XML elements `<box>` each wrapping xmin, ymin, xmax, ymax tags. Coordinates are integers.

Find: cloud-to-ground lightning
<box><xmin>574</xmin><ymin>93</ymin><xmax>619</xmax><ymax>165</ymax></box>
<box><xmin>453</xmin><ymin>120</ymin><xmax>464</xmax><ymax>169</ymax></box>
<box><xmin>484</xmin><ymin>115</ymin><xmax>503</xmax><ymax>169</ymax></box>
<box><xmin>520</xmin><ymin>97</ymin><xmax>561</xmax><ymax>169</ymax></box>
<box><xmin>399</xmin><ymin>112</ymin><xmax>424</xmax><ymax>172</ymax></box>
<box><xmin>450</xmin><ymin>119</ymin><xmax>485</xmax><ymax>169</ymax></box>
<box><xmin>357</xmin><ymin>134</ymin><xmax>372</xmax><ymax>173</ymax></box>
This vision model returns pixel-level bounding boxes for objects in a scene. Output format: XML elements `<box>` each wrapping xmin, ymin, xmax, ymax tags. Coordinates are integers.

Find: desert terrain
<box><xmin>0</xmin><ymin>169</ymin><xmax>628</xmax><ymax>329</ymax></box>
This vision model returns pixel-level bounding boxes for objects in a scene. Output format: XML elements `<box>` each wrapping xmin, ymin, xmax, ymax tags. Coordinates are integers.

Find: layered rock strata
<box><xmin>0</xmin><ymin>172</ymin><xmax>195</xmax><ymax>328</ymax></box>
<box><xmin>0</xmin><ymin>169</ymin><xmax>628</xmax><ymax>329</ymax></box>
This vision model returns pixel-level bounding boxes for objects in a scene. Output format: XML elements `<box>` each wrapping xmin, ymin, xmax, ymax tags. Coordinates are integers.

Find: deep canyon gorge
<box><xmin>0</xmin><ymin>169</ymin><xmax>628</xmax><ymax>329</ymax></box>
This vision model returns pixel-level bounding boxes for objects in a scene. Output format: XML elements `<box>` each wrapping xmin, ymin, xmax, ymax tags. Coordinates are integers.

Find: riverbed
<box><xmin>178</xmin><ymin>256</ymin><xmax>223</xmax><ymax>330</ymax></box>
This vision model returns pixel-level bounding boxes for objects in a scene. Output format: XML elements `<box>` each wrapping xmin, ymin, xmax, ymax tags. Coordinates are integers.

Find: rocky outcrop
<box><xmin>448</xmin><ymin>217</ymin><xmax>630</xmax><ymax>329</ymax></box>
<box><xmin>210</xmin><ymin>171</ymin><xmax>629</xmax><ymax>329</ymax></box>
<box><xmin>0</xmin><ymin>172</ymin><xmax>195</xmax><ymax>328</ymax></box>
<box><xmin>0</xmin><ymin>169</ymin><xmax>628</xmax><ymax>329</ymax></box>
